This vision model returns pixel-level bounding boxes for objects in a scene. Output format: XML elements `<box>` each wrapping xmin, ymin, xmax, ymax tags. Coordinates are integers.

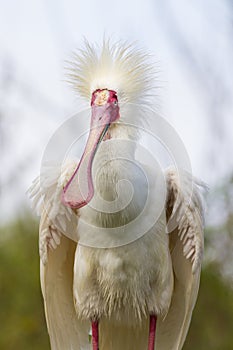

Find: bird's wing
<box><xmin>156</xmin><ymin>168</ymin><xmax>206</xmax><ymax>350</ymax></box>
<box><xmin>28</xmin><ymin>160</ymin><xmax>79</xmax><ymax>254</ymax></box>
<box><xmin>28</xmin><ymin>161</ymin><xmax>90</xmax><ymax>350</ymax></box>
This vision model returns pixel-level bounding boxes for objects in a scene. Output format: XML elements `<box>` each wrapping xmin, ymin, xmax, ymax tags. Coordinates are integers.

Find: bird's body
<box><xmin>72</xmin><ymin>131</ymin><xmax>173</xmax><ymax>322</ymax></box>
<box><xmin>29</xmin><ymin>40</ymin><xmax>206</xmax><ymax>350</ymax></box>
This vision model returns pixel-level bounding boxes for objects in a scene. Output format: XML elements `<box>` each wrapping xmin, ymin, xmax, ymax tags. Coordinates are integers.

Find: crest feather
<box><xmin>67</xmin><ymin>39</ymin><xmax>157</xmax><ymax>106</ymax></box>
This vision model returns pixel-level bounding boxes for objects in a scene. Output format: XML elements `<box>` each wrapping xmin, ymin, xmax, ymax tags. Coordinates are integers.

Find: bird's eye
<box><xmin>113</xmin><ymin>100</ymin><xmax>118</xmax><ymax>106</ymax></box>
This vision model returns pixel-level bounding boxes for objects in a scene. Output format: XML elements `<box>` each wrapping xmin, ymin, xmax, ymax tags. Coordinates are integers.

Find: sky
<box><xmin>0</xmin><ymin>0</ymin><xmax>233</xmax><ymax>222</ymax></box>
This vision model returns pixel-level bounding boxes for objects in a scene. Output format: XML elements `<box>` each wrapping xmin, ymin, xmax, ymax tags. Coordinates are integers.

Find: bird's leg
<box><xmin>148</xmin><ymin>315</ymin><xmax>157</xmax><ymax>350</ymax></box>
<box><xmin>91</xmin><ymin>320</ymin><xmax>99</xmax><ymax>350</ymax></box>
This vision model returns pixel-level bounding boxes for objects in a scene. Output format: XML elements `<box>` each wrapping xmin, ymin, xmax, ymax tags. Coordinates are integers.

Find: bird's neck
<box><xmin>81</xmin><ymin>124</ymin><xmax>147</xmax><ymax>229</ymax></box>
<box><xmin>93</xmin><ymin>124</ymin><xmax>137</xmax><ymax>198</ymax></box>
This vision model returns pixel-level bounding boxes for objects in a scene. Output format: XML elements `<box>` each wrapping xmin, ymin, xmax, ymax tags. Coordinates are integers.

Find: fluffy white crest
<box><xmin>67</xmin><ymin>39</ymin><xmax>157</xmax><ymax>106</ymax></box>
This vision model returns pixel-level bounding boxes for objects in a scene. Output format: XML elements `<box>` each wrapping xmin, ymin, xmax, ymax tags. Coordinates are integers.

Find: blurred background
<box><xmin>0</xmin><ymin>0</ymin><xmax>233</xmax><ymax>349</ymax></box>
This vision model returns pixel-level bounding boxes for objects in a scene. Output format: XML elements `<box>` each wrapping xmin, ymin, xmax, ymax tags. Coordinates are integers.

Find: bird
<box><xmin>28</xmin><ymin>39</ymin><xmax>206</xmax><ymax>350</ymax></box>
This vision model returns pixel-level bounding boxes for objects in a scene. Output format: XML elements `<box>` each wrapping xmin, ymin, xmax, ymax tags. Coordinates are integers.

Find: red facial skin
<box><xmin>91</xmin><ymin>89</ymin><xmax>118</xmax><ymax>106</ymax></box>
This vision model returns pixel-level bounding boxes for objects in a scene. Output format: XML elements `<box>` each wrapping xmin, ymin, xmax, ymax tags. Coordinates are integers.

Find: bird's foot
<box><xmin>91</xmin><ymin>320</ymin><xmax>99</xmax><ymax>350</ymax></box>
<box><xmin>91</xmin><ymin>314</ymin><xmax>156</xmax><ymax>349</ymax></box>
<box><xmin>148</xmin><ymin>315</ymin><xmax>157</xmax><ymax>350</ymax></box>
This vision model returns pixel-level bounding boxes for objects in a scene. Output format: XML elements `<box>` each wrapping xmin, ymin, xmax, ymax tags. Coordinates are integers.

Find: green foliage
<box><xmin>0</xmin><ymin>217</ymin><xmax>233</xmax><ymax>349</ymax></box>
<box><xmin>0</xmin><ymin>217</ymin><xmax>50</xmax><ymax>350</ymax></box>
<box><xmin>184</xmin><ymin>264</ymin><xmax>233</xmax><ymax>350</ymax></box>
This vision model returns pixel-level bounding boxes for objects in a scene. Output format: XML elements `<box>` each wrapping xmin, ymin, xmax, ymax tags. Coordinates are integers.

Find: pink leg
<box><xmin>148</xmin><ymin>315</ymin><xmax>157</xmax><ymax>350</ymax></box>
<box><xmin>92</xmin><ymin>321</ymin><xmax>99</xmax><ymax>350</ymax></box>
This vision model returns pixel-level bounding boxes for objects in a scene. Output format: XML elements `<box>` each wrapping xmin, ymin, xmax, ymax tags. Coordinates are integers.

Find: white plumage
<box><xmin>28</xmin><ymin>40</ymin><xmax>206</xmax><ymax>350</ymax></box>
<box><xmin>68</xmin><ymin>40</ymin><xmax>155</xmax><ymax>105</ymax></box>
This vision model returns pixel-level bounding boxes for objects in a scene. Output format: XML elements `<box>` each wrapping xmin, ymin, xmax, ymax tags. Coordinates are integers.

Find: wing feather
<box><xmin>165</xmin><ymin>168</ymin><xmax>206</xmax><ymax>272</ymax></box>
<box><xmin>27</xmin><ymin>160</ymin><xmax>79</xmax><ymax>261</ymax></box>
<box><xmin>156</xmin><ymin>168</ymin><xmax>206</xmax><ymax>350</ymax></box>
<box><xmin>40</xmin><ymin>211</ymin><xmax>90</xmax><ymax>350</ymax></box>
<box><xmin>28</xmin><ymin>160</ymin><xmax>90</xmax><ymax>349</ymax></box>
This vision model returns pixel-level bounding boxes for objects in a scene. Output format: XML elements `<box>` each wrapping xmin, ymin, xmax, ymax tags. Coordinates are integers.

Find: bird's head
<box><xmin>62</xmin><ymin>88</ymin><xmax>120</xmax><ymax>209</ymax></box>
<box><xmin>61</xmin><ymin>39</ymin><xmax>155</xmax><ymax>209</ymax></box>
<box><xmin>91</xmin><ymin>88</ymin><xmax>120</xmax><ymax>126</ymax></box>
